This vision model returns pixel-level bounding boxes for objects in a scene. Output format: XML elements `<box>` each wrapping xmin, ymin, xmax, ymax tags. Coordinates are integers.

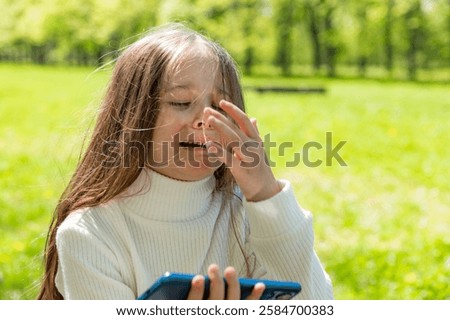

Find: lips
<box><xmin>179</xmin><ymin>141</ymin><xmax>206</xmax><ymax>148</ymax></box>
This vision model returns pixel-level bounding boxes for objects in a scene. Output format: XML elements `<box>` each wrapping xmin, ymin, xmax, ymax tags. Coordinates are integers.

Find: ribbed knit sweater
<box><xmin>55</xmin><ymin>169</ymin><xmax>333</xmax><ymax>299</ymax></box>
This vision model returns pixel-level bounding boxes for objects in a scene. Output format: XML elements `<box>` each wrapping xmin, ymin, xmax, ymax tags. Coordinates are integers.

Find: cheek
<box><xmin>154</xmin><ymin>111</ymin><xmax>186</xmax><ymax>141</ymax></box>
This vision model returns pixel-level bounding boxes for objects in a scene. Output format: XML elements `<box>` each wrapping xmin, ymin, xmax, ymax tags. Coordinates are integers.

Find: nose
<box><xmin>192</xmin><ymin>103</ymin><xmax>207</xmax><ymax>129</ymax></box>
<box><xmin>193</xmin><ymin>118</ymin><xmax>204</xmax><ymax>129</ymax></box>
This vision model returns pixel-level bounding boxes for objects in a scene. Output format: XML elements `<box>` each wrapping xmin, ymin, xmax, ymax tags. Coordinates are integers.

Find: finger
<box><xmin>205</xmin><ymin>116</ymin><xmax>252</xmax><ymax>160</ymax></box>
<box><xmin>204</xmin><ymin>108</ymin><xmax>264</xmax><ymax>166</ymax></box>
<box><xmin>234</xmin><ymin>140</ymin><xmax>265</xmax><ymax>166</ymax></box>
<box><xmin>187</xmin><ymin>275</ymin><xmax>205</xmax><ymax>300</ymax></box>
<box><xmin>250</xmin><ymin>118</ymin><xmax>259</xmax><ymax>135</ymax></box>
<box><xmin>204</xmin><ymin>113</ymin><xmax>246</xmax><ymax>146</ymax></box>
<box><xmin>205</xmin><ymin>140</ymin><xmax>254</xmax><ymax>168</ymax></box>
<box><xmin>205</xmin><ymin>115</ymin><xmax>262</xmax><ymax>165</ymax></box>
<box><xmin>204</xmin><ymin>106</ymin><xmax>236</xmax><ymax>129</ymax></box>
<box><xmin>224</xmin><ymin>267</ymin><xmax>240</xmax><ymax>300</ymax></box>
<box><xmin>204</xmin><ymin>103</ymin><xmax>256</xmax><ymax>141</ymax></box>
<box><xmin>245</xmin><ymin>282</ymin><xmax>265</xmax><ymax>300</ymax></box>
<box><xmin>218</xmin><ymin>100</ymin><xmax>261</xmax><ymax>140</ymax></box>
<box><xmin>207</xmin><ymin>264</ymin><xmax>225</xmax><ymax>300</ymax></box>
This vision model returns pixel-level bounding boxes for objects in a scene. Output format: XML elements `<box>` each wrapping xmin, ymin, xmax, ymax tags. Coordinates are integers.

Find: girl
<box><xmin>38</xmin><ymin>24</ymin><xmax>333</xmax><ymax>300</ymax></box>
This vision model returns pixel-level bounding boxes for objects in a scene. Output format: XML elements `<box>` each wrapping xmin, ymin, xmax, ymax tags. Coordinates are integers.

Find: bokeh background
<box><xmin>0</xmin><ymin>0</ymin><xmax>449</xmax><ymax>299</ymax></box>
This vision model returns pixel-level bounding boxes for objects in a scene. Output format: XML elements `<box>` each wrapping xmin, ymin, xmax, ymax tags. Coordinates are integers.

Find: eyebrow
<box><xmin>166</xmin><ymin>85</ymin><xmax>231</xmax><ymax>98</ymax></box>
<box><xmin>166</xmin><ymin>85</ymin><xmax>190</xmax><ymax>91</ymax></box>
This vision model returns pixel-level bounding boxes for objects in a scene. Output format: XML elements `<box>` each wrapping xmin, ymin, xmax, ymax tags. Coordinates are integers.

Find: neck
<box><xmin>119</xmin><ymin>168</ymin><xmax>217</xmax><ymax>222</ymax></box>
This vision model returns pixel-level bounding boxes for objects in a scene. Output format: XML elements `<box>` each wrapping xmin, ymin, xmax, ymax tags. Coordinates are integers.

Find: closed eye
<box><xmin>169</xmin><ymin>101</ymin><xmax>191</xmax><ymax>108</ymax></box>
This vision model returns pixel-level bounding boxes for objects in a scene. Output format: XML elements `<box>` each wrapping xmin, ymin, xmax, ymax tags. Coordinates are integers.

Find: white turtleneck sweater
<box><xmin>55</xmin><ymin>169</ymin><xmax>333</xmax><ymax>299</ymax></box>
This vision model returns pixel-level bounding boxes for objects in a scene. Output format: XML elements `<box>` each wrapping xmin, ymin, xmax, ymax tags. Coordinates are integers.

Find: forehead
<box><xmin>162</xmin><ymin>46</ymin><xmax>226</xmax><ymax>93</ymax></box>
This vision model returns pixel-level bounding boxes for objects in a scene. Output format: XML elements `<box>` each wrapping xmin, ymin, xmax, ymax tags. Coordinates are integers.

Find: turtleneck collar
<box><xmin>118</xmin><ymin>168</ymin><xmax>217</xmax><ymax>222</ymax></box>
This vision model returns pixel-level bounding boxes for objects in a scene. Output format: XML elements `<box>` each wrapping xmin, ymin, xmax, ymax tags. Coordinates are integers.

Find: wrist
<box><xmin>245</xmin><ymin>180</ymin><xmax>281</xmax><ymax>202</ymax></box>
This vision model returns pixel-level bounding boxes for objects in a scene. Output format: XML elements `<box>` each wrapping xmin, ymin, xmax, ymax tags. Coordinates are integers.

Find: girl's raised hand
<box><xmin>187</xmin><ymin>264</ymin><xmax>265</xmax><ymax>300</ymax></box>
<box><xmin>203</xmin><ymin>100</ymin><xmax>281</xmax><ymax>202</ymax></box>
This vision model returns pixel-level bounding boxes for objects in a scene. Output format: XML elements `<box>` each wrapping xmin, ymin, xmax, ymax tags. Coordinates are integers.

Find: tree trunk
<box><xmin>243</xmin><ymin>46</ymin><xmax>254</xmax><ymax>75</ymax></box>
<box><xmin>324</xmin><ymin>6</ymin><xmax>337</xmax><ymax>77</ymax></box>
<box><xmin>384</xmin><ymin>0</ymin><xmax>395</xmax><ymax>74</ymax></box>
<box><xmin>306</xmin><ymin>3</ymin><xmax>322</xmax><ymax>73</ymax></box>
<box><xmin>357</xmin><ymin>6</ymin><xmax>368</xmax><ymax>77</ymax></box>
<box><xmin>405</xmin><ymin>1</ymin><xmax>423</xmax><ymax>80</ymax></box>
<box><xmin>275</xmin><ymin>0</ymin><xmax>294</xmax><ymax>76</ymax></box>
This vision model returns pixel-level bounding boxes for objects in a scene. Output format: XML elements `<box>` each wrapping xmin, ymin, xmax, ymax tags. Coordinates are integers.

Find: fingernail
<box><xmin>255</xmin><ymin>282</ymin><xmax>265</xmax><ymax>290</ymax></box>
<box><xmin>192</xmin><ymin>275</ymin><xmax>204</xmax><ymax>286</ymax></box>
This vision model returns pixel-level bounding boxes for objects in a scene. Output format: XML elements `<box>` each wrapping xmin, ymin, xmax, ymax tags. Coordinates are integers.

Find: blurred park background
<box><xmin>0</xmin><ymin>0</ymin><xmax>449</xmax><ymax>299</ymax></box>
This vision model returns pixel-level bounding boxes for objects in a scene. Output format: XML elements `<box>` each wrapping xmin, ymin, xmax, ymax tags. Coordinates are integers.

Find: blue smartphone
<box><xmin>137</xmin><ymin>272</ymin><xmax>301</xmax><ymax>300</ymax></box>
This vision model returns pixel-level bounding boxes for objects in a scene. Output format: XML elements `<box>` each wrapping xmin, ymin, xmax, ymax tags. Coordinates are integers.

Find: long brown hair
<box><xmin>38</xmin><ymin>24</ymin><xmax>246</xmax><ymax>299</ymax></box>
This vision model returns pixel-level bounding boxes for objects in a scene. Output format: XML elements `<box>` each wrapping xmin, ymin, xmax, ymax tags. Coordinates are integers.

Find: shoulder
<box><xmin>56</xmin><ymin>201</ymin><xmax>125</xmax><ymax>243</ymax></box>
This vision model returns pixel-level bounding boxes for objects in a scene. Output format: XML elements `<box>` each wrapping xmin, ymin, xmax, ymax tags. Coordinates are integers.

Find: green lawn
<box><xmin>0</xmin><ymin>64</ymin><xmax>449</xmax><ymax>299</ymax></box>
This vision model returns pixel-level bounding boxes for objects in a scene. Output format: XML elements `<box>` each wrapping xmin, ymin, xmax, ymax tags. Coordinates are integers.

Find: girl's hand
<box><xmin>203</xmin><ymin>100</ymin><xmax>281</xmax><ymax>202</ymax></box>
<box><xmin>187</xmin><ymin>264</ymin><xmax>265</xmax><ymax>300</ymax></box>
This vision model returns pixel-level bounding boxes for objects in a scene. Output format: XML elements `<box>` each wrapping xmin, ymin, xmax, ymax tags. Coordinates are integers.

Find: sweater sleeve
<box><xmin>55</xmin><ymin>212</ymin><xmax>135</xmax><ymax>299</ymax></box>
<box><xmin>243</xmin><ymin>180</ymin><xmax>333</xmax><ymax>300</ymax></box>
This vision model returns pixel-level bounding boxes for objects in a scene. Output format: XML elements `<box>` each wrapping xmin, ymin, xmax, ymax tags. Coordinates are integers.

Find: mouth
<box><xmin>179</xmin><ymin>141</ymin><xmax>206</xmax><ymax>149</ymax></box>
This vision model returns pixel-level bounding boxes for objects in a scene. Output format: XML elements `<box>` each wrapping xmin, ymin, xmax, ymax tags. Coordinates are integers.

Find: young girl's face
<box><xmin>150</xmin><ymin>49</ymin><xmax>226</xmax><ymax>181</ymax></box>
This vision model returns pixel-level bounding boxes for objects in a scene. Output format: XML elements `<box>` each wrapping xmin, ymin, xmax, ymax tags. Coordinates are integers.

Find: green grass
<box><xmin>0</xmin><ymin>64</ymin><xmax>449</xmax><ymax>299</ymax></box>
<box><xmin>0</xmin><ymin>64</ymin><xmax>109</xmax><ymax>299</ymax></box>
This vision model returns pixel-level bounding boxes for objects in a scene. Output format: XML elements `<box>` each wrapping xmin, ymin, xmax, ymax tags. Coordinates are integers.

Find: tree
<box><xmin>5</xmin><ymin>0</ymin><xmax>56</xmax><ymax>63</ymax></box>
<box><xmin>240</xmin><ymin>0</ymin><xmax>262</xmax><ymax>75</ymax></box>
<box><xmin>1</xmin><ymin>0</ymin><xmax>448</xmax><ymax>80</ymax></box>
<box><xmin>273</xmin><ymin>0</ymin><xmax>296</xmax><ymax>76</ymax></box>
<box><xmin>403</xmin><ymin>0</ymin><xmax>425</xmax><ymax>80</ymax></box>
<box><xmin>355</xmin><ymin>2</ymin><xmax>370</xmax><ymax>77</ymax></box>
<box><xmin>420</xmin><ymin>0</ymin><xmax>450</xmax><ymax>70</ymax></box>
<box><xmin>304</xmin><ymin>0</ymin><xmax>323</xmax><ymax>73</ymax></box>
<box><xmin>159</xmin><ymin>0</ymin><xmax>268</xmax><ymax>76</ymax></box>
<box><xmin>322</xmin><ymin>0</ymin><xmax>339</xmax><ymax>77</ymax></box>
<box><xmin>383</xmin><ymin>0</ymin><xmax>395</xmax><ymax>74</ymax></box>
